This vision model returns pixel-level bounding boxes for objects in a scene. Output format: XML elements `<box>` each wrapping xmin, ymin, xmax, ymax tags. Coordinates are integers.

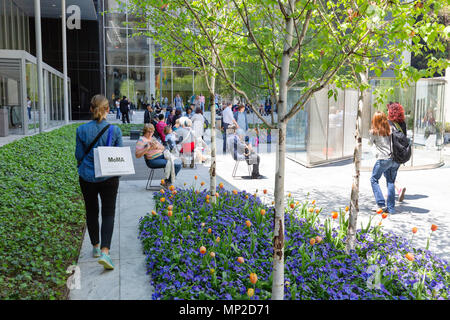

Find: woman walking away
<box><xmin>369</xmin><ymin>111</ymin><xmax>400</xmax><ymax>214</ymax></box>
<box><xmin>387</xmin><ymin>102</ymin><xmax>407</xmax><ymax>202</ymax></box>
<box><xmin>75</xmin><ymin>94</ymin><xmax>123</xmax><ymax>270</ymax></box>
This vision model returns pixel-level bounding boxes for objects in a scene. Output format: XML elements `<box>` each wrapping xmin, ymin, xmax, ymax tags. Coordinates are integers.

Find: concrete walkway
<box><xmin>69</xmin><ymin>137</ymin><xmax>237</xmax><ymax>300</ymax></box>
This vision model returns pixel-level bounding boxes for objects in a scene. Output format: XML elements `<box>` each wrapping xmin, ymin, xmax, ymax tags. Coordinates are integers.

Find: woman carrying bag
<box><xmin>75</xmin><ymin>94</ymin><xmax>123</xmax><ymax>270</ymax></box>
<box><xmin>369</xmin><ymin>111</ymin><xmax>400</xmax><ymax>214</ymax></box>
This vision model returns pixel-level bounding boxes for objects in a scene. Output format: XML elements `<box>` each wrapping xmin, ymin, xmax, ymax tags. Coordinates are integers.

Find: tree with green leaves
<box><xmin>124</xmin><ymin>0</ymin><xmax>449</xmax><ymax>300</ymax></box>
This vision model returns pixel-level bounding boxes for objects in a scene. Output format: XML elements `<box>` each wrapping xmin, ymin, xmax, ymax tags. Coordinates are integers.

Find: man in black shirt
<box><xmin>120</xmin><ymin>96</ymin><xmax>130</xmax><ymax>124</ymax></box>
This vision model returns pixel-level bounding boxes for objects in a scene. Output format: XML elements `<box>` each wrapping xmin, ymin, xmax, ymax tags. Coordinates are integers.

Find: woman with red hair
<box><xmin>369</xmin><ymin>111</ymin><xmax>400</xmax><ymax>214</ymax></box>
<box><xmin>387</xmin><ymin>102</ymin><xmax>407</xmax><ymax>202</ymax></box>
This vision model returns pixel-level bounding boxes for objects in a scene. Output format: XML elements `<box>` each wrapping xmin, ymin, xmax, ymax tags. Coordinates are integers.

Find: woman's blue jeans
<box><xmin>145</xmin><ymin>155</ymin><xmax>181</xmax><ymax>183</ymax></box>
<box><xmin>370</xmin><ymin>159</ymin><xmax>400</xmax><ymax>213</ymax></box>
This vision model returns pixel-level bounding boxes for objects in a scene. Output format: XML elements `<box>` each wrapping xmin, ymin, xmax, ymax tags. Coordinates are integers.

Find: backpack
<box><xmin>390</xmin><ymin>121</ymin><xmax>411</xmax><ymax>164</ymax></box>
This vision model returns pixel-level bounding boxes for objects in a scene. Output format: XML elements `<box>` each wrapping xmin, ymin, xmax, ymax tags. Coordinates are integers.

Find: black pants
<box><xmin>122</xmin><ymin>111</ymin><xmax>130</xmax><ymax>123</ymax></box>
<box><xmin>222</xmin><ymin>123</ymin><xmax>229</xmax><ymax>152</ymax></box>
<box><xmin>79</xmin><ymin>176</ymin><xmax>119</xmax><ymax>250</ymax></box>
<box><xmin>245</xmin><ymin>148</ymin><xmax>260</xmax><ymax>177</ymax></box>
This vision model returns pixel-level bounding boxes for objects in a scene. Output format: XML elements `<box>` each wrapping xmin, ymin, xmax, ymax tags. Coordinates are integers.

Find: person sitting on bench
<box><xmin>226</xmin><ymin>126</ymin><xmax>262</xmax><ymax>179</ymax></box>
<box><xmin>135</xmin><ymin>124</ymin><xmax>181</xmax><ymax>188</ymax></box>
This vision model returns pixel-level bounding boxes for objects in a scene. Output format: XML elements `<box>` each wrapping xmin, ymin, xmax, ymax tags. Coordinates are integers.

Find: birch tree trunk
<box><xmin>346</xmin><ymin>71</ymin><xmax>368</xmax><ymax>253</ymax></box>
<box><xmin>209</xmin><ymin>53</ymin><xmax>217</xmax><ymax>204</ymax></box>
<box><xmin>271</xmin><ymin>0</ymin><xmax>294</xmax><ymax>300</ymax></box>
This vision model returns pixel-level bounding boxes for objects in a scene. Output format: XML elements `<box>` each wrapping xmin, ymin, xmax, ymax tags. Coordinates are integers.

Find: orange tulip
<box><xmin>308</xmin><ymin>207</ymin><xmax>314</xmax><ymax>213</ymax></box>
<box><xmin>169</xmin><ymin>185</ymin><xmax>175</xmax><ymax>191</ymax></box>
<box><xmin>247</xmin><ymin>288</ymin><xmax>254</xmax><ymax>298</ymax></box>
<box><xmin>168</xmin><ymin>211</ymin><xmax>173</xmax><ymax>217</ymax></box>
<box><xmin>199</xmin><ymin>246</ymin><xmax>206</xmax><ymax>254</ymax></box>
<box><xmin>288</xmin><ymin>193</ymin><xmax>291</xmax><ymax>197</ymax></box>
<box><xmin>315</xmin><ymin>209</ymin><xmax>320</xmax><ymax>214</ymax></box>
<box><xmin>168</xmin><ymin>205</ymin><xmax>173</xmax><ymax>211</ymax></box>
<box><xmin>215</xmin><ymin>192</ymin><xmax>219</xmax><ymax>197</ymax></box>
<box><xmin>160</xmin><ymin>179</ymin><xmax>165</xmax><ymax>185</ymax></box>
<box><xmin>216</xmin><ymin>236</ymin><xmax>220</xmax><ymax>243</ymax></box>
<box><xmin>201</xmin><ymin>181</ymin><xmax>205</xmax><ymax>186</ymax></box>
<box><xmin>160</xmin><ymin>197</ymin><xmax>165</xmax><ymax>203</ymax></box>
<box><xmin>219</xmin><ymin>182</ymin><xmax>224</xmax><ymax>189</ymax></box>
<box><xmin>160</xmin><ymin>189</ymin><xmax>165</xmax><ymax>194</ymax></box>
<box><xmin>206</xmin><ymin>199</ymin><xmax>210</xmax><ymax>204</ymax></box>
<box><xmin>245</xmin><ymin>195</ymin><xmax>249</xmax><ymax>199</ymax></box>
<box><xmin>263</xmin><ymin>189</ymin><xmax>267</xmax><ymax>194</ymax></box>
<box><xmin>249</xmin><ymin>273</ymin><xmax>258</xmax><ymax>284</ymax></box>
<box><xmin>245</xmin><ymin>220</ymin><xmax>252</xmax><ymax>228</ymax></box>
<box><xmin>331</xmin><ymin>211</ymin><xmax>338</xmax><ymax>219</ymax></box>
<box><xmin>345</xmin><ymin>206</ymin><xmax>349</xmax><ymax>212</ymax></box>
<box><xmin>210</xmin><ymin>252</ymin><xmax>215</xmax><ymax>258</ymax></box>
<box><xmin>381</xmin><ymin>213</ymin><xmax>388</xmax><ymax>219</ymax></box>
<box><xmin>237</xmin><ymin>257</ymin><xmax>245</xmax><ymax>264</ymax></box>
<box><xmin>172</xmin><ymin>190</ymin><xmax>177</xmax><ymax>195</ymax></box>
<box><xmin>315</xmin><ymin>236</ymin><xmax>322</xmax><ymax>244</ymax></box>
<box><xmin>207</xmin><ymin>228</ymin><xmax>212</xmax><ymax>234</ymax></box>
<box><xmin>376</xmin><ymin>208</ymin><xmax>383</xmax><ymax>214</ymax></box>
<box><xmin>312</xmin><ymin>200</ymin><xmax>316</xmax><ymax>205</ymax></box>
<box><xmin>206</xmin><ymin>194</ymin><xmax>210</xmax><ymax>200</ymax></box>
<box><xmin>233</xmin><ymin>190</ymin><xmax>238</xmax><ymax>195</ymax></box>
<box><xmin>412</xmin><ymin>227</ymin><xmax>418</xmax><ymax>234</ymax></box>
<box><xmin>290</xmin><ymin>203</ymin><xmax>295</xmax><ymax>209</ymax></box>
<box><xmin>431</xmin><ymin>224</ymin><xmax>438</xmax><ymax>232</ymax></box>
<box><xmin>260</xmin><ymin>209</ymin><xmax>266</xmax><ymax>216</ymax></box>
<box><xmin>151</xmin><ymin>210</ymin><xmax>157</xmax><ymax>216</ymax></box>
<box><xmin>187</xmin><ymin>215</ymin><xmax>191</xmax><ymax>221</ymax></box>
<box><xmin>309</xmin><ymin>238</ymin><xmax>316</xmax><ymax>246</ymax></box>
<box><xmin>194</xmin><ymin>176</ymin><xmax>198</xmax><ymax>180</ymax></box>
<box><xmin>405</xmin><ymin>252</ymin><xmax>414</xmax><ymax>261</ymax></box>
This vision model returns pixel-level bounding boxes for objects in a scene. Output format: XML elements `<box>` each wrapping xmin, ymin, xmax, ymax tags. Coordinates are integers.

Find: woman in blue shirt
<box><xmin>75</xmin><ymin>94</ymin><xmax>123</xmax><ymax>270</ymax></box>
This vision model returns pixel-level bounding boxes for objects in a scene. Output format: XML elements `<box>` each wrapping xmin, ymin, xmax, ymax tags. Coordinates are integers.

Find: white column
<box><xmin>62</xmin><ymin>0</ymin><xmax>69</xmax><ymax>124</ymax></box>
<box><xmin>445</xmin><ymin>67</ymin><xmax>450</xmax><ymax>123</ymax></box>
<box><xmin>148</xmin><ymin>38</ymin><xmax>155</xmax><ymax>99</ymax></box>
<box><xmin>34</xmin><ymin>0</ymin><xmax>44</xmax><ymax>133</ymax></box>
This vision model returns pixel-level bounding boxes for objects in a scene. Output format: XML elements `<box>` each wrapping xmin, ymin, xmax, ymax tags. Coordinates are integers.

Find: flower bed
<box><xmin>139</xmin><ymin>186</ymin><xmax>450</xmax><ymax>300</ymax></box>
<box><xmin>0</xmin><ymin>124</ymin><xmax>85</xmax><ymax>299</ymax></box>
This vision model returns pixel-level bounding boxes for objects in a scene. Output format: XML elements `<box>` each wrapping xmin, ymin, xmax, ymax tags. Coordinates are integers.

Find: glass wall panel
<box><xmin>0</xmin><ymin>0</ymin><xmax>5</xmax><ymax>49</ymax></box>
<box><xmin>173</xmin><ymin>68</ymin><xmax>193</xmax><ymax>108</ymax></box>
<box><xmin>343</xmin><ymin>89</ymin><xmax>358</xmax><ymax>157</ymax></box>
<box><xmin>106</xmin><ymin>66</ymin><xmax>128</xmax><ymax>103</ymax></box>
<box><xmin>327</xmin><ymin>87</ymin><xmax>345</xmax><ymax>160</ymax></box>
<box><xmin>104</xmin><ymin>0</ymin><xmax>127</xmax><ymax>28</ymax></box>
<box><xmin>128</xmin><ymin>66</ymin><xmax>149</xmax><ymax>110</ymax></box>
<box><xmin>308</xmin><ymin>88</ymin><xmax>329</xmax><ymax>163</ymax></box>
<box><xmin>286</xmin><ymin>88</ymin><xmax>308</xmax><ymax>164</ymax></box>
<box><xmin>105</xmin><ymin>27</ymin><xmax>127</xmax><ymax>65</ymax></box>
<box><xmin>412</xmin><ymin>80</ymin><xmax>445</xmax><ymax>167</ymax></box>
<box><xmin>128</xmin><ymin>30</ymin><xmax>149</xmax><ymax>66</ymax></box>
<box><xmin>160</xmin><ymin>67</ymin><xmax>171</xmax><ymax>107</ymax></box>
<box><xmin>26</xmin><ymin>62</ymin><xmax>38</xmax><ymax>133</ymax></box>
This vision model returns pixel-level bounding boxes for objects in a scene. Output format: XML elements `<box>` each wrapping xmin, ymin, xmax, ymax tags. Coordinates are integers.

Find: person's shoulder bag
<box><xmin>77</xmin><ymin>124</ymin><xmax>111</xmax><ymax>168</ymax></box>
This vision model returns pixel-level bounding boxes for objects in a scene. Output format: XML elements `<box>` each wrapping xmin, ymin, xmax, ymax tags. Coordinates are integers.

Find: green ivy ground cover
<box><xmin>116</xmin><ymin>123</ymin><xmax>144</xmax><ymax>136</ymax></box>
<box><xmin>0</xmin><ymin>124</ymin><xmax>85</xmax><ymax>299</ymax></box>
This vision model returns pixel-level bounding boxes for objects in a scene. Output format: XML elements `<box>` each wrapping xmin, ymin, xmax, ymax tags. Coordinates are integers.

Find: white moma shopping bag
<box><xmin>94</xmin><ymin>146</ymin><xmax>135</xmax><ymax>178</ymax></box>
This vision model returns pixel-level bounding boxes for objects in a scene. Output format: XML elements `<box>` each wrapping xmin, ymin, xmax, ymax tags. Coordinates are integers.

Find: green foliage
<box><xmin>116</xmin><ymin>123</ymin><xmax>145</xmax><ymax>136</ymax></box>
<box><xmin>0</xmin><ymin>124</ymin><xmax>85</xmax><ymax>299</ymax></box>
